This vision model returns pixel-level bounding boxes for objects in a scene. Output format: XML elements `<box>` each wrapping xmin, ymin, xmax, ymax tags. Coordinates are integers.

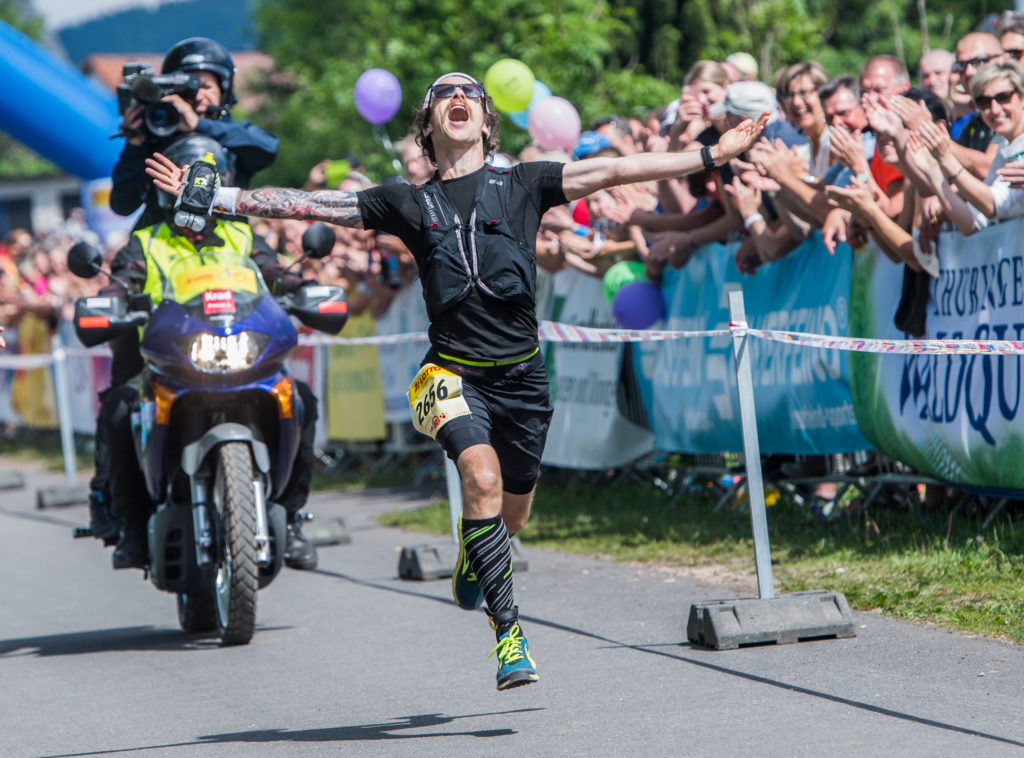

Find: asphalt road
<box><xmin>2</xmin><ymin>460</ymin><xmax>1023</xmax><ymax>758</ymax></box>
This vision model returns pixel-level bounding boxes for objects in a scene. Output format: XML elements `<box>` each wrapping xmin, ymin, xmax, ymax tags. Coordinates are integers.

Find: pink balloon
<box><xmin>527</xmin><ymin>96</ymin><xmax>581</xmax><ymax>152</ymax></box>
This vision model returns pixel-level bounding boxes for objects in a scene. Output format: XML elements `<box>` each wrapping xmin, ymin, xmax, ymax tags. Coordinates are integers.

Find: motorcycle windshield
<box><xmin>163</xmin><ymin>252</ymin><xmax>270</xmax><ymax>322</ymax></box>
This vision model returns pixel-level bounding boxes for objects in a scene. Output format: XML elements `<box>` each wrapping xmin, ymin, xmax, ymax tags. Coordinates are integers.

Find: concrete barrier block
<box><xmin>687</xmin><ymin>590</ymin><xmax>857</xmax><ymax>650</ymax></box>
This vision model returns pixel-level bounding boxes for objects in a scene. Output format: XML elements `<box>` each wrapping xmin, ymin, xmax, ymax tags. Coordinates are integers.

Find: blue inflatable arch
<box><xmin>0</xmin><ymin>21</ymin><xmax>122</xmax><ymax>180</ymax></box>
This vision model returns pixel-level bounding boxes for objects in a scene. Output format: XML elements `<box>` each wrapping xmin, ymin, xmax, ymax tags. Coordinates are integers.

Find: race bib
<box><xmin>407</xmin><ymin>363</ymin><xmax>471</xmax><ymax>439</ymax></box>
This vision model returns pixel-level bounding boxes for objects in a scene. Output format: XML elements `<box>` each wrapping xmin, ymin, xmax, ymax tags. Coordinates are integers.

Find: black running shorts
<box><xmin>429</xmin><ymin>350</ymin><xmax>553</xmax><ymax>495</ymax></box>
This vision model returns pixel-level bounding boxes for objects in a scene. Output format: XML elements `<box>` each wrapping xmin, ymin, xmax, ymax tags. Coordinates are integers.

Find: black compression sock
<box><xmin>461</xmin><ymin>514</ymin><xmax>515</xmax><ymax>624</ymax></box>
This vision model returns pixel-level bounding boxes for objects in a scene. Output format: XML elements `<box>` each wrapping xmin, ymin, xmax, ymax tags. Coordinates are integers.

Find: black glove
<box><xmin>173</xmin><ymin>153</ymin><xmax>220</xmax><ymax>232</ymax></box>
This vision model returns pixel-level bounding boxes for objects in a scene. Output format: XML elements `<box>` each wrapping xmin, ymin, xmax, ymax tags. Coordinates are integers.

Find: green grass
<box><xmin>378</xmin><ymin>470</ymin><xmax>1024</xmax><ymax>644</ymax></box>
<box><xmin>0</xmin><ymin>428</ymin><xmax>93</xmax><ymax>472</ymax></box>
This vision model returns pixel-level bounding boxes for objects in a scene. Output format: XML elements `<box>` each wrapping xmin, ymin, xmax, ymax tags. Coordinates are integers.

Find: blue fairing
<box><xmin>135</xmin><ymin>283</ymin><xmax>303</xmax><ymax>503</ymax></box>
<box><xmin>140</xmin><ymin>294</ymin><xmax>297</xmax><ymax>383</ymax></box>
<box><xmin>139</xmin><ymin>370</ymin><xmax>301</xmax><ymax>501</ymax></box>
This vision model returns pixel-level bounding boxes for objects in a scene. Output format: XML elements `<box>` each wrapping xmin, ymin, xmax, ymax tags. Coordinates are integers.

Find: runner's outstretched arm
<box><xmin>561</xmin><ymin>113</ymin><xmax>769</xmax><ymax>202</ymax></box>
<box><xmin>145</xmin><ymin>153</ymin><xmax>364</xmax><ymax>228</ymax></box>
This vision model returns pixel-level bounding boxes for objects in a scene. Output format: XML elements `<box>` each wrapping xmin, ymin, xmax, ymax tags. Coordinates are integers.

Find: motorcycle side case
<box><xmin>148</xmin><ymin>501</ymin><xmax>287</xmax><ymax>593</ymax></box>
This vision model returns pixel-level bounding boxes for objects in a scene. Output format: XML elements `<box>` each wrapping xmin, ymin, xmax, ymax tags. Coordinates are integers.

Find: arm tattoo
<box><xmin>237</xmin><ymin>188</ymin><xmax>365</xmax><ymax>228</ymax></box>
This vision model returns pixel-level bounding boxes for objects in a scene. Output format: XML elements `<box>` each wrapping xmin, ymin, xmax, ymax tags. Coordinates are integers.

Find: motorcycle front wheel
<box><xmin>211</xmin><ymin>441</ymin><xmax>259</xmax><ymax>645</ymax></box>
<box><xmin>177</xmin><ymin>590</ymin><xmax>217</xmax><ymax>634</ymax></box>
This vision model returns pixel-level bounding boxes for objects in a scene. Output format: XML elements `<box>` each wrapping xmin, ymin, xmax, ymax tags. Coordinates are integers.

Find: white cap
<box><xmin>727</xmin><ymin>52</ymin><xmax>759</xmax><ymax>79</ymax></box>
<box><xmin>707</xmin><ymin>80</ymin><xmax>777</xmax><ymax>123</ymax></box>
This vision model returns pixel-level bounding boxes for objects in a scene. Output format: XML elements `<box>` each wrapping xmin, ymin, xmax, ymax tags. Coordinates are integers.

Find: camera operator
<box><xmin>110</xmin><ymin>36</ymin><xmax>278</xmax><ymax>231</ymax></box>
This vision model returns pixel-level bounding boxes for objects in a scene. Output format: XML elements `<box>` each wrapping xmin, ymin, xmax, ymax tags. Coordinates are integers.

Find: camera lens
<box><xmin>145</xmin><ymin>102</ymin><xmax>180</xmax><ymax>138</ymax></box>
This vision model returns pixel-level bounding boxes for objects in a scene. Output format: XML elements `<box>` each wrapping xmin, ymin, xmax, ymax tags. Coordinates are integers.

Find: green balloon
<box><xmin>602</xmin><ymin>260</ymin><xmax>648</xmax><ymax>303</ymax></box>
<box><xmin>484</xmin><ymin>59</ymin><xmax>535</xmax><ymax>112</ymax></box>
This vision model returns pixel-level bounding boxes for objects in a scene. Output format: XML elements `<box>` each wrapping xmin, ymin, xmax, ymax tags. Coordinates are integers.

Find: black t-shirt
<box><xmin>955</xmin><ymin>111</ymin><xmax>996</xmax><ymax>152</ymax></box>
<box><xmin>357</xmin><ymin>161</ymin><xmax>567</xmax><ymax>361</ymax></box>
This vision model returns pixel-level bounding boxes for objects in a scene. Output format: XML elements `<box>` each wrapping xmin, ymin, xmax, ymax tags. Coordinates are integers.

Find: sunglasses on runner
<box><xmin>975</xmin><ymin>90</ymin><xmax>1018</xmax><ymax>110</ymax></box>
<box><xmin>430</xmin><ymin>82</ymin><xmax>486</xmax><ymax>99</ymax></box>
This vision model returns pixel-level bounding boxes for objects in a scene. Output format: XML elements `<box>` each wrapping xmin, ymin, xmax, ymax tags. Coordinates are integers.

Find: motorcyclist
<box><xmin>92</xmin><ymin>36</ymin><xmax>278</xmax><ymax>540</ymax></box>
<box><xmin>97</xmin><ymin>134</ymin><xmax>320</xmax><ymax>571</ymax></box>
<box><xmin>110</xmin><ymin>36</ymin><xmax>279</xmax><ymax>231</ymax></box>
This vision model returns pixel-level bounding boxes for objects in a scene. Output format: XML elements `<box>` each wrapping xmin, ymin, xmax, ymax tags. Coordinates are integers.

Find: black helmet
<box><xmin>157</xmin><ymin>135</ymin><xmax>234</xmax><ymax>208</ymax></box>
<box><xmin>162</xmin><ymin>37</ymin><xmax>236</xmax><ymax>106</ymax></box>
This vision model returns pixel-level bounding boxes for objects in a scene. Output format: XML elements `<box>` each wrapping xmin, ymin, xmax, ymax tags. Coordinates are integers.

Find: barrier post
<box><xmin>727</xmin><ymin>290</ymin><xmax>774</xmax><ymax>599</ymax></box>
<box><xmin>51</xmin><ymin>344</ymin><xmax>77</xmax><ymax>485</ymax></box>
<box><xmin>685</xmin><ymin>289</ymin><xmax>856</xmax><ymax>649</ymax></box>
<box><xmin>36</xmin><ymin>338</ymin><xmax>90</xmax><ymax>508</ymax></box>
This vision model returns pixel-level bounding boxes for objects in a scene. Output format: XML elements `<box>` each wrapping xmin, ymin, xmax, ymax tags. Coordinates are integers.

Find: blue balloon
<box><xmin>612</xmin><ymin>280</ymin><xmax>665</xmax><ymax>330</ymax></box>
<box><xmin>509</xmin><ymin>80</ymin><xmax>552</xmax><ymax>130</ymax></box>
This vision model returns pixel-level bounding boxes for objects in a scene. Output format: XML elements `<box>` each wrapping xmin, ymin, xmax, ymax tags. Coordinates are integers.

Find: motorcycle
<box><xmin>70</xmin><ymin>223</ymin><xmax>347</xmax><ymax>645</ymax></box>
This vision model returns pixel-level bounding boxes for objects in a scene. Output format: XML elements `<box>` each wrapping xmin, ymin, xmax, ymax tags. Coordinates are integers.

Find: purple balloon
<box><xmin>354</xmin><ymin>68</ymin><xmax>402</xmax><ymax>125</ymax></box>
<box><xmin>611</xmin><ymin>280</ymin><xmax>665</xmax><ymax>329</ymax></box>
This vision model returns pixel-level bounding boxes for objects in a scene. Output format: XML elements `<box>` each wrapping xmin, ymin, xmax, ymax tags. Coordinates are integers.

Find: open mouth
<box><xmin>448</xmin><ymin>102</ymin><xmax>470</xmax><ymax>123</ymax></box>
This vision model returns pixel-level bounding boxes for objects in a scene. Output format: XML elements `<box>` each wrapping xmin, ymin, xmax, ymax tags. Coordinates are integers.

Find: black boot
<box><xmin>283</xmin><ymin>514</ymin><xmax>318</xmax><ymax>571</ymax></box>
<box><xmin>88</xmin><ymin>490</ymin><xmax>119</xmax><ymax>545</ymax></box>
<box><xmin>112</xmin><ymin>523</ymin><xmax>149</xmax><ymax>570</ymax></box>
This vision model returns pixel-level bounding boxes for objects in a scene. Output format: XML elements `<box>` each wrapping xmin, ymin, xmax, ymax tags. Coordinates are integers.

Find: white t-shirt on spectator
<box><xmin>811</xmin><ymin>126</ymin><xmax>833</xmax><ymax>180</ymax></box>
<box><xmin>971</xmin><ymin>131</ymin><xmax>1024</xmax><ymax>229</ymax></box>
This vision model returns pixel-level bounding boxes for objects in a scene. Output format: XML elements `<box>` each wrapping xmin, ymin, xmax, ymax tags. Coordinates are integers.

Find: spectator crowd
<box><xmin>6</xmin><ymin>13</ymin><xmax>1024</xmax><ymax>351</ymax></box>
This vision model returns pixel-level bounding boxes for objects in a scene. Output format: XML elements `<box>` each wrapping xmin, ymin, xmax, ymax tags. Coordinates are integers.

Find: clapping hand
<box><xmin>829</xmin><ymin>124</ymin><xmax>868</xmax><ymax>174</ymax></box>
<box><xmin>997</xmin><ymin>159</ymin><xmax>1024</xmax><ymax>188</ymax></box>
<box><xmin>915</xmin><ymin>118</ymin><xmax>953</xmax><ymax>161</ymax></box>
<box><xmin>723</xmin><ymin>176</ymin><xmax>762</xmax><ymax>220</ymax></box>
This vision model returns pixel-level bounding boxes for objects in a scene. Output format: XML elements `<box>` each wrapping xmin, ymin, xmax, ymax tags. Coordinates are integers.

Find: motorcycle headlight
<box><xmin>178</xmin><ymin>331</ymin><xmax>269</xmax><ymax>373</ymax></box>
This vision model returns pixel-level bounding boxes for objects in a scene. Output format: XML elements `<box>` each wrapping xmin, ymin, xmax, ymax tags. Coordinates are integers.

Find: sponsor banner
<box><xmin>373</xmin><ymin>284</ymin><xmax>430</xmax><ymax>423</ymax></box>
<box><xmin>286</xmin><ymin>327</ymin><xmax>328</xmax><ymax>446</ymax></box>
<box><xmin>541</xmin><ymin>269</ymin><xmax>655</xmax><ymax>469</ymax></box>
<box><xmin>60</xmin><ymin>321</ymin><xmax>107</xmax><ymax>434</ymax></box>
<box><xmin>851</xmin><ymin>222</ymin><xmax>1024</xmax><ymax>488</ymax></box>
<box><xmin>635</xmin><ymin>233</ymin><xmax>869</xmax><ymax>454</ymax></box>
<box><xmin>325</xmin><ymin>313</ymin><xmax>386</xmax><ymax>441</ymax></box>
<box><xmin>10</xmin><ymin>314</ymin><xmax>57</xmax><ymax>429</ymax></box>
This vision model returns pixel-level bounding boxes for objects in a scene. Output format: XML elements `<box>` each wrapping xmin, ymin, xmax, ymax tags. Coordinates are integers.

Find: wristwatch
<box><xmin>855</xmin><ymin>171</ymin><xmax>870</xmax><ymax>184</ymax></box>
<box><xmin>701</xmin><ymin>145</ymin><xmax>715</xmax><ymax>173</ymax></box>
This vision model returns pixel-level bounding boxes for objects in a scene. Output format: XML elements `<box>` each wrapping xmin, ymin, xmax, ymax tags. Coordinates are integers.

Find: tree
<box><xmin>250</xmin><ymin>0</ymin><xmax>1013</xmax><ymax>186</ymax></box>
<box><xmin>251</xmin><ymin>0</ymin><xmax>676</xmax><ymax>184</ymax></box>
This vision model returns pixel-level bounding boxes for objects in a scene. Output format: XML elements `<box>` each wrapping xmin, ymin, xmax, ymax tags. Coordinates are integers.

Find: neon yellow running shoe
<box><xmin>452</xmin><ymin>516</ymin><xmax>484</xmax><ymax>610</ymax></box>
<box><xmin>488</xmin><ymin>624</ymin><xmax>538</xmax><ymax>691</ymax></box>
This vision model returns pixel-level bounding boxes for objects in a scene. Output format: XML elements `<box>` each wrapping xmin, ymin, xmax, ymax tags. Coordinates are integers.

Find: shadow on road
<box><xmin>0</xmin><ymin>624</ymin><xmax>292</xmax><ymax>657</ymax></box>
<box><xmin>39</xmin><ymin>708</ymin><xmax>543</xmax><ymax>757</ymax></box>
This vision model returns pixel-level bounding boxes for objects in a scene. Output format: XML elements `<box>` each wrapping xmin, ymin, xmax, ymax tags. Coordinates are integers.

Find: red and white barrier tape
<box><xmin>3</xmin><ymin>320</ymin><xmax>1024</xmax><ymax>366</ymax></box>
<box><xmin>733</xmin><ymin>322</ymin><xmax>1024</xmax><ymax>356</ymax></box>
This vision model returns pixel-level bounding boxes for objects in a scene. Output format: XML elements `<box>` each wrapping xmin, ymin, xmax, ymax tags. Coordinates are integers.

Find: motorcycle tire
<box><xmin>212</xmin><ymin>441</ymin><xmax>259</xmax><ymax>646</ymax></box>
<box><xmin>177</xmin><ymin>590</ymin><xmax>217</xmax><ymax>634</ymax></box>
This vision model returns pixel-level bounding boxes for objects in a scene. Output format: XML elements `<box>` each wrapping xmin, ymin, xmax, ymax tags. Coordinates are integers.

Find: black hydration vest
<box><xmin>411</xmin><ymin>166</ymin><xmax>537</xmax><ymax>322</ymax></box>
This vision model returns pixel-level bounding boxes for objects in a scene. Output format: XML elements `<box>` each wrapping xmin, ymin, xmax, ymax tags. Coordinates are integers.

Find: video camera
<box><xmin>116</xmin><ymin>62</ymin><xmax>200</xmax><ymax>140</ymax></box>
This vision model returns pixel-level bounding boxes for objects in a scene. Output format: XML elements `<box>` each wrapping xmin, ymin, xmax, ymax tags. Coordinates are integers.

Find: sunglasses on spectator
<box><xmin>975</xmin><ymin>90</ymin><xmax>1018</xmax><ymax>109</ymax></box>
<box><xmin>952</xmin><ymin>54</ymin><xmax>1003</xmax><ymax>73</ymax></box>
<box><xmin>430</xmin><ymin>82</ymin><xmax>486</xmax><ymax>99</ymax></box>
